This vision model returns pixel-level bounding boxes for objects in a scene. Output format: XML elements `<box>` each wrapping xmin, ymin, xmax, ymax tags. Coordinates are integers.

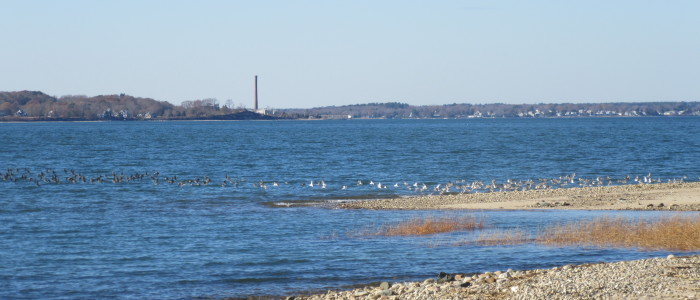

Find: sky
<box><xmin>1</xmin><ymin>0</ymin><xmax>699</xmax><ymax>109</ymax></box>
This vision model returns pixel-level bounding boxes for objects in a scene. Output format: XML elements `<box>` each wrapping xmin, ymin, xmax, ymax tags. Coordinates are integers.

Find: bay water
<box><xmin>1</xmin><ymin>118</ymin><xmax>699</xmax><ymax>299</ymax></box>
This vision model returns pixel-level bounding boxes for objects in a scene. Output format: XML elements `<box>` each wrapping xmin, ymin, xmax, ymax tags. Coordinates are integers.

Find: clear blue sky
<box><xmin>1</xmin><ymin>0</ymin><xmax>698</xmax><ymax>108</ymax></box>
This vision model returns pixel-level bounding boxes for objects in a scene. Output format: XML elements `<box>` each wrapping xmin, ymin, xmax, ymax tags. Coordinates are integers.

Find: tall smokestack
<box><xmin>254</xmin><ymin>75</ymin><xmax>258</xmax><ymax>111</ymax></box>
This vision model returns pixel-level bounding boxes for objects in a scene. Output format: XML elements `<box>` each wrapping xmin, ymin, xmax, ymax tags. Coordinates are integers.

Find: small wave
<box><xmin>220</xmin><ymin>277</ymin><xmax>291</xmax><ymax>284</ymax></box>
<box><xmin>262</xmin><ymin>193</ymin><xmax>400</xmax><ymax>208</ymax></box>
<box><xmin>237</xmin><ymin>258</ymin><xmax>312</xmax><ymax>267</ymax></box>
<box><xmin>261</xmin><ymin>201</ymin><xmax>326</xmax><ymax>208</ymax></box>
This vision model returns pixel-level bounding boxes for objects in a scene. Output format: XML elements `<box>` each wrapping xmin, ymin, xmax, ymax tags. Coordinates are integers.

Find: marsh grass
<box><xmin>357</xmin><ymin>214</ymin><xmax>700</xmax><ymax>251</ymax></box>
<box><xmin>538</xmin><ymin>215</ymin><xmax>700</xmax><ymax>251</ymax></box>
<box><xmin>357</xmin><ymin>215</ymin><xmax>484</xmax><ymax>237</ymax></box>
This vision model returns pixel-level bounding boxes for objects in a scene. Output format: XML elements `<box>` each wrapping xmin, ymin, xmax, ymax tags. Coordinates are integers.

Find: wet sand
<box><xmin>338</xmin><ymin>182</ymin><xmax>700</xmax><ymax>211</ymax></box>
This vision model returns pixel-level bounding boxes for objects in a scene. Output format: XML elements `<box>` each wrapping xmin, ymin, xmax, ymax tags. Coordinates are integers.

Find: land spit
<box><xmin>290</xmin><ymin>255</ymin><xmax>699</xmax><ymax>300</ymax></box>
<box><xmin>338</xmin><ymin>182</ymin><xmax>700</xmax><ymax>211</ymax></box>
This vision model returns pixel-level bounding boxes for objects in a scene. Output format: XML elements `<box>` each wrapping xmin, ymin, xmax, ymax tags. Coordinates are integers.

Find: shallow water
<box><xmin>1</xmin><ymin>118</ymin><xmax>699</xmax><ymax>299</ymax></box>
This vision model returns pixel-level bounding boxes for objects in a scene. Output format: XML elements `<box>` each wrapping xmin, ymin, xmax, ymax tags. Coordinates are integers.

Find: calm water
<box><xmin>1</xmin><ymin>118</ymin><xmax>699</xmax><ymax>299</ymax></box>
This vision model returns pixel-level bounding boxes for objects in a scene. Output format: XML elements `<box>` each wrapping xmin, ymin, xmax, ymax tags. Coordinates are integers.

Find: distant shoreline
<box><xmin>2</xmin><ymin>114</ymin><xmax>699</xmax><ymax>123</ymax></box>
<box><xmin>3</xmin><ymin>91</ymin><xmax>700</xmax><ymax>121</ymax></box>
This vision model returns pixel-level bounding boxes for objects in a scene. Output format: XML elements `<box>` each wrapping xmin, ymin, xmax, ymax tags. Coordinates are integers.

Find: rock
<box><xmin>510</xmin><ymin>286</ymin><xmax>520</xmax><ymax>293</ymax></box>
<box><xmin>658</xmin><ymin>202</ymin><xmax>665</xmax><ymax>208</ymax></box>
<box><xmin>437</xmin><ymin>272</ymin><xmax>455</xmax><ymax>283</ymax></box>
<box><xmin>379</xmin><ymin>282</ymin><xmax>390</xmax><ymax>290</ymax></box>
<box><xmin>485</xmin><ymin>277</ymin><xmax>496</xmax><ymax>284</ymax></box>
<box><xmin>422</xmin><ymin>278</ymin><xmax>435</xmax><ymax>285</ymax></box>
<box><xmin>667</xmin><ymin>254</ymin><xmax>675</xmax><ymax>259</ymax></box>
<box><xmin>498</xmin><ymin>272</ymin><xmax>511</xmax><ymax>279</ymax></box>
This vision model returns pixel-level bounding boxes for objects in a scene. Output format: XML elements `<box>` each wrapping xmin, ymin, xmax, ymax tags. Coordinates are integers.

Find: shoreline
<box><xmin>289</xmin><ymin>254</ymin><xmax>699</xmax><ymax>299</ymax></box>
<box><xmin>338</xmin><ymin>182</ymin><xmax>700</xmax><ymax>211</ymax></box>
<box><xmin>287</xmin><ymin>182</ymin><xmax>700</xmax><ymax>299</ymax></box>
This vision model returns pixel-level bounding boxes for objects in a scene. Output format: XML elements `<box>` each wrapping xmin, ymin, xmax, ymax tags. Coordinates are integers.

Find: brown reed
<box><xmin>351</xmin><ymin>214</ymin><xmax>700</xmax><ymax>252</ymax></box>
<box><xmin>363</xmin><ymin>215</ymin><xmax>484</xmax><ymax>237</ymax></box>
<box><xmin>538</xmin><ymin>215</ymin><xmax>700</xmax><ymax>251</ymax></box>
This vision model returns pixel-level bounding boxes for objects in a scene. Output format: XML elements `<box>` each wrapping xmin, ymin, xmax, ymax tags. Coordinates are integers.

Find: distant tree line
<box><xmin>280</xmin><ymin>101</ymin><xmax>700</xmax><ymax>119</ymax></box>
<box><xmin>0</xmin><ymin>91</ymin><xmax>273</xmax><ymax>121</ymax></box>
<box><xmin>2</xmin><ymin>90</ymin><xmax>698</xmax><ymax>121</ymax></box>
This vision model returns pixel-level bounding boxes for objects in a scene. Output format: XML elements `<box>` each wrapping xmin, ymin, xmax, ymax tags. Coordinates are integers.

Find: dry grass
<box><xmin>361</xmin><ymin>215</ymin><xmax>484</xmax><ymax>237</ymax></box>
<box><xmin>538</xmin><ymin>215</ymin><xmax>700</xmax><ymax>251</ymax></box>
<box><xmin>350</xmin><ymin>214</ymin><xmax>700</xmax><ymax>251</ymax></box>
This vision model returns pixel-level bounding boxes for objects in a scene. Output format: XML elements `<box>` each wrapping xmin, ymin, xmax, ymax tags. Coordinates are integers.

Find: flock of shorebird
<box><xmin>1</xmin><ymin>168</ymin><xmax>694</xmax><ymax>195</ymax></box>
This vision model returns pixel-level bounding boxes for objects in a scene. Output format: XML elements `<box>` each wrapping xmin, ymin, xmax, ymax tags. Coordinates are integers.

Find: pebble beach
<box><xmin>291</xmin><ymin>255</ymin><xmax>699</xmax><ymax>300</ymax></box>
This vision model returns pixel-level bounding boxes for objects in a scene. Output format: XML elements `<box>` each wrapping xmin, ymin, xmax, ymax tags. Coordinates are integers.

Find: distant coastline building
<box><xmin>254</xmin><ymin>75</ymin><xmax>267</xmax><ymax>115</ymax></box>
<box><xmin>254</xmin><ymin>75</ymin><xmax>258</xmax><ymax>111</ymax></box>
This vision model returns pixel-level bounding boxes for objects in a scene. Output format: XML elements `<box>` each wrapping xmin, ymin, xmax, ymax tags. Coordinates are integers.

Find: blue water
<box><xmin>1</xmin><ymin>118</ymin><xmax>699</xmax><ymax>299</ymax></box>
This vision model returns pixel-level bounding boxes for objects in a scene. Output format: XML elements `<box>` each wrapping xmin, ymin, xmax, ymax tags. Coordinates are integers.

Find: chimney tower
<box><xmin>254</xmin><ymin>75</ymin><xmax>258</xmax><ymax>111</ymax></box>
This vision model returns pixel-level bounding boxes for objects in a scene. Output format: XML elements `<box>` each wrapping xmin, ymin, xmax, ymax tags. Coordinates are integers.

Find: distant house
<box><xmin>137</xmin><ymin>112</ymin><xmax>156</xmax><ymax>119</ymax></box>
<box><xmin>319</xmin><ymin>114</ymin><xmax>352</xmax><ymax>120</ymax></box>
<box><xmin>15</xmin><ymin>109</ymin><xmax>26</xmax><ymax>117</ymax></box>
<box><xmin>99</xmin><ymin>108</ymin><xmax>112</xmax><ymax>119</ymax></box>
<box><xmin>117</xmin><ymin>109</ymin><xmax>129</xmax><ymax>119</ymax></box>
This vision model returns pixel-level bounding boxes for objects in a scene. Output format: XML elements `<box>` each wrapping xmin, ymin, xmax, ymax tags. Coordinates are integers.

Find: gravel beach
<box><xmin>291</xmin><ymin>255</ymin><xmax>699</xmax><ymax>300</ymax></box>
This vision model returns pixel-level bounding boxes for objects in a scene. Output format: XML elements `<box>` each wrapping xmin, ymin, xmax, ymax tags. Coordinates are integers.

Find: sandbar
<box><xmin>339</xmin><ymin>182</ymin><xmax>700</xmax><ymax>211</ymax></box>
